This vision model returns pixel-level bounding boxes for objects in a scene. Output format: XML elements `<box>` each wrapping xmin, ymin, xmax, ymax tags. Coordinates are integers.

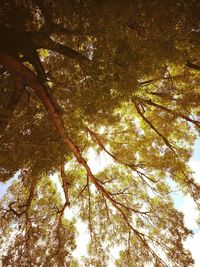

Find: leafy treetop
<box><xmin>0</xmin><ymin>1</ymin><xmax>200</xmax><ymax>266</ymax></box>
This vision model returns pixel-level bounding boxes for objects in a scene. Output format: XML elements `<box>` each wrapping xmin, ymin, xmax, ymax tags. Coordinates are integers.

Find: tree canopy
<box><xmin>0</xmin><ymin>1</ymin><xmax>200</xmax><ymax>266</ymax></box>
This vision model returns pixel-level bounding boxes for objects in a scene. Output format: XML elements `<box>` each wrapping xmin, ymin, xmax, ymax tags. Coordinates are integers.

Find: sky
<box><xmin>0</xmin><ymin>140</ymin><xmax>200</xmax><ymax>266</ymax></box>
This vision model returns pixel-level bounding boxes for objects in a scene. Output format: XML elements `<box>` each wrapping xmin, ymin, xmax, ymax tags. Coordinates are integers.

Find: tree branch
<box><xmin>86</xmin><ymin>127</ymin><xmax>138</xmax><ymax>169</ymax></box>
<box><xmin>135</xmin><ymin>96</ymin><xmax>200</xmax><ymax>128</ymax></box>
<box><xmin>134</xmin><ymin>101</ymin><xmax>175</xmax><ymax>152</ymax></box>
<box><xmin>3</xmin><ymin>177</ymin><xmax>36</xmax><ymax>219</ymax></box>
<box><xmin>33</xmin><ymin>33</ymin><xmax>89</xmax><ymax>63</ymax></box>
<box><xmin>60</xmin><ymin>163</ymin><xmax>70</xmax><ymax>207</ymax></box>
<box><xmin>0</xmin><ymin>52</ymin><xmax>169</xmax><ymax>265</ymax></box>
<box><xmin>139</xmin><ymin>74</ymin><xmax>186</xmax><ymax>86</ymax></box>
<box><xmin>186</xmin><ymin>60</ymin><xmax>200</xmax><ymax>71</ymax></box>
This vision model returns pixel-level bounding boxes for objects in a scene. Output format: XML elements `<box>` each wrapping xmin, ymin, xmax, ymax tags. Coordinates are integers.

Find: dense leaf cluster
<box><xmin>0</xmin><ymin>1</ymin><xmax>200</xmax><ymax>266</ymax></box>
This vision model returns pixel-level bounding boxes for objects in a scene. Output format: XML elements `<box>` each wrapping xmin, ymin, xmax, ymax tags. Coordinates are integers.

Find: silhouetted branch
<box><xmin>186</xmin><ymin>60</ymin><xmax>200</xmax><ymax>71</ymax></box>
<box><xmin>60</xmin><ymin>163</ymin><xmax>70</xmax><ymax>207</ymax></box>
<box><xmin>33</xmin><ymin>33</ymin><xmax>89</xmax><ymax>63</ymax></box>
<box><xmin>135</xmin><ymin>96</ymin><xmax>200</xmax><ymax>128</ymax></box>
<box><xmin>134</xmin><ymin>101</ymin><xmax>175</xmax><ymax>153</ymax></box>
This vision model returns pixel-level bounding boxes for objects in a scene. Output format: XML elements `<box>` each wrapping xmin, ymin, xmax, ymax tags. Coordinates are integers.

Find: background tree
<box><xmin>0</xmin><ymin>0</ymin><xmax>200</xmax><ymax>266</ymax></box>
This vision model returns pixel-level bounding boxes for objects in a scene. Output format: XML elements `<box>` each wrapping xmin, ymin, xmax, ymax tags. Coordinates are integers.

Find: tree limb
<box><xmin>186</xmin><ymin>60</ymin><xmax>200</xmax><ymax>71</ymax></box>
<box><xmin>135</xmin><ymin>96</ymin><xmax>200</xmax><ymax>128</ymax></box>
<box><xmin>33</xmin><ymin>33</ymin><xmax>89</xmax><ymax>63</ymax></box>
<box><xmin>134</xmin><ymin>101</ymin><xmax>175</xmax><ymax>153</ymax></box>
<box><xmin>60</xmin><ymin>163</ymin><xmax>70</xmax><ymax>207</ymax></box>
<box><xmin>86</xmin><ymin>127</ymin><xmax>138</xmax><ymax>169</ymax></box>
<box><xmin>0</xmin><ymin>52</ymin><xmax>169</xmax><ymax>265</ymax></box>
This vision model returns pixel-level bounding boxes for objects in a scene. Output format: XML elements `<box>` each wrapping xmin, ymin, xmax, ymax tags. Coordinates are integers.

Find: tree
<box><xmin>0</xmin><ymin>0</ymin><xmax>200</xmax><ymax>266</ymax></box>
<box><xmin>0</xmin><ymin>174</ymin><xmax>77</xmax><ymax>266</ymax></box>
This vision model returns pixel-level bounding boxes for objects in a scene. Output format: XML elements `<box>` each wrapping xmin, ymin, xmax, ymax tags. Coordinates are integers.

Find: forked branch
<box><xmin>135</xmin><ymin>96</ymin><xmax>200</xmax><ymax>128</ymax></box>
<box><xmin>134</xmin><ymin>101</ymin><xmax>175</xmax><ymax>152</ymax></box>
<box><xmin>0</xmin><ymin>52</ymin><xmax>170</xmax><ymax>266</ymax></box>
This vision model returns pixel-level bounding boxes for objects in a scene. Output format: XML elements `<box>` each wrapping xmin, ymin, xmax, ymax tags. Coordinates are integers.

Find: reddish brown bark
<box><xmin>0</xmin><ymin>52</ymin><xmax>170</xmax><ymax>266</ymax></box>
<box><xmin>0</xmin><ymin>53</ymin><xmax>143</xmax><ymax>213</ymax></box>
<box><xmin>0</xmin><ymin>52</ymin><xmax>109</xmax><ymax>199</ymax></box>
<box><xmin>0</xmin><ymin>53</ymin><xmax>84</xmax><ymax>158</ymax></box>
